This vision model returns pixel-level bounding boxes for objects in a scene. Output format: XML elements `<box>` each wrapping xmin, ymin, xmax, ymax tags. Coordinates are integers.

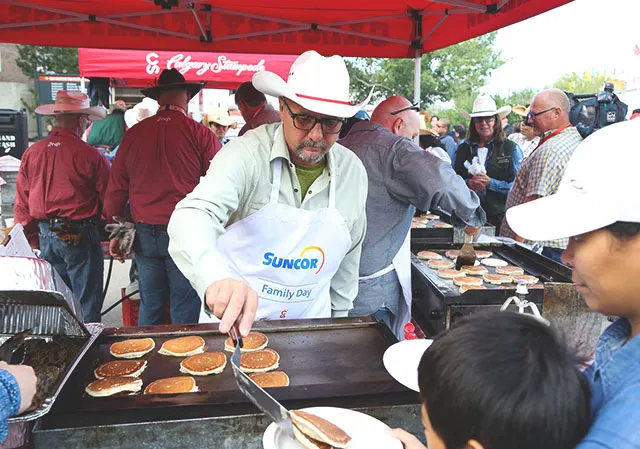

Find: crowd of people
<box><xmin>2</xmin><ymin>48</ymin><xmax>639</xmax><ymax>448</ymax></box>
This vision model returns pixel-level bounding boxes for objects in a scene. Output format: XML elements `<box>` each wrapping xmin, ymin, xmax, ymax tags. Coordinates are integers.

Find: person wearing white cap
<box><xmin>500</xmin><ymin>88</ymin><xmax>583</xmax><ymax>262</ymax></box>
<box><xmin>168</xmin><ymin>50</ymin><xmax>371</xmax><ymax>336</ymax></box>
<box><xmin>505</xmin><ymin>119</ymin><xmax>640</xmax><ymax>449</ymax></box>
<box><xmin>14</xmin><ymin>91</ymin><xmax>109</xmax><ymax>323</ymax></box>
<box><xmin>454</xmin><ymin>95</ymin><xmax>523</xmax><ymax>232</ymax></box>
<box><xmin>203</xmin><ymin>107</ymin><xmax>237</xmax><ymax>145</ymax></box>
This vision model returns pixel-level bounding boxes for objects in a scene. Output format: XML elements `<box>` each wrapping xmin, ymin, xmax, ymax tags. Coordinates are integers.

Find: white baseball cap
<box><xmin>506</xmin><ymin>119</ymin><xmax>640</xmax><ymax>241</ymax></box>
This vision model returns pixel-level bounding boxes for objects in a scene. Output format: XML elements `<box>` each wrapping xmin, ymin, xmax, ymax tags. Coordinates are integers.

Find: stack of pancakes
<box><xmin>290</xmin><ymin>410</ymin><xmax>352</xmax><ymax>449</ymax></box>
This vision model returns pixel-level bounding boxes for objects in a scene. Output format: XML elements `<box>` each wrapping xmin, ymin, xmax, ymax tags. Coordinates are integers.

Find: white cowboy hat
<box><xmin>252</xmin><ymin>50</ymin><xmax>371</xmax><ymax>118</ymax></box>
<box><xmin>124</xmin><ymin>97</ymin><xmax>158</xmax><ymax>128</ymax></box>
<box><xmin>109</xmin><ymin>100</ymin><xmax>127</xmax><ymax>113</ymax></box>
<box><xmin>35</xmin><ymin>91</ymin><xmax>106</xmax><ymax>121</ymax></box>
<box><xmin>204</xmin><ymin>107</ymin><xmax>237</xmax><ymax>128</ymax></box>
<box><xmin>460</xmin><ymin>95</ymin><xmax>511</xmax><ymax>120</ymax></box>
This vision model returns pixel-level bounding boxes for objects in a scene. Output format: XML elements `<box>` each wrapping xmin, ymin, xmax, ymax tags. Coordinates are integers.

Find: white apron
<box><xmin>358</xmin><ymin>229</ymin><xmax>412</xmax><ymax>340</ymax></box>
<box><xmin>199</xmin><ymin>153</ymin><xmax>352</xmax><ymax>323</ymax></box>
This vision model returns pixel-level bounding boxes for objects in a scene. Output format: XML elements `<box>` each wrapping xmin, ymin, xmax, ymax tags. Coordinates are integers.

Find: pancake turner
<box><xmin>455</xmin><ymin>233</ymin><xmax>477</xmax><ymax>270</ymax></box>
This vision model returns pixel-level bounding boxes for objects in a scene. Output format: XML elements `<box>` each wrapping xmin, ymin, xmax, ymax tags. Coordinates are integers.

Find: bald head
<box><xmin>371</xmin><ymin>96</ymin><xmax>420</xmax><ymax>140</ymax></box>
<box><xmin>530</xmin><ymin>88</ymin><xmax>571</xmax><ymax>133</ymax></box>
<box><xmin>536</xmin><ymin>88</ymin><xmax>570</xmax><ymax>115</ymax></box>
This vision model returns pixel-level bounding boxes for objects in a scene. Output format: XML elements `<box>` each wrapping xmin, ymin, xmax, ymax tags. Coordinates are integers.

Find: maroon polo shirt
<box><xmin>14</xmin><ymin>128</ymin><xmax>111</xmax><ymax>246</ymax></box>
<box><xmin>103</xmin><ymin>107</ymin><xmax>221</xmax><ymax>225</ymax></box>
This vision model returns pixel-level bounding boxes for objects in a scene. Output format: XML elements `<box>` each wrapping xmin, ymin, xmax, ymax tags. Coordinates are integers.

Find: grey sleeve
<box><xmin>383</xmin><ymin>140</ymin><xmax>486</xmax><ymax>227</ymax></box>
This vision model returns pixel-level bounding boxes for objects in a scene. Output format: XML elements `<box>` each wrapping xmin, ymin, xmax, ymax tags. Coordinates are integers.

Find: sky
<box><xmin>484</xmin><ymin>0</ymin><xmax>640</xmax><ymax>96</ymax></box>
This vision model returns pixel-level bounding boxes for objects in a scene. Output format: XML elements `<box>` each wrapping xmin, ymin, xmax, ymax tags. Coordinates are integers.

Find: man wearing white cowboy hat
<box><xmin>203</xmin><ymin>107</ymin><xmax>237</xmax><ymax>145</ymax></box>
<box><xmin>500</xmin><ymin>88</ymin><xmax>583</xmax><ymax>263</ymax></box>
<box><xmin>454</xmin><ymin>95</ymin><xmax>523</xmax><ymax>232</ymax></box>
<box><xmin>168</xmin><ymin>50</ymin><xmax>371</xmax><ymax>336</ymax></box>
<box><xmin>104</xmin><ymin>68</ymin><xmax>221</xmax><ymax>326</ymax></box>
<box><xmin>87</xmin><ymin>99</ymin><xmax>127</xmax><ymax>155</ymax></box>
<box><xmin>339</xmin><ymin>96</ymin><xmax>485</xmax><ymax>339</ymax></box>
<box><xmin>14</xmin><ymin>90</ymin><xmax>110</xmax><ymax>323</ymax></box>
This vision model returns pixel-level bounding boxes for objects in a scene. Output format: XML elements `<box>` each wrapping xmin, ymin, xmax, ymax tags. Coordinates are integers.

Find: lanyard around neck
<box><xmin>159</xmin><ymin>104</ymin><xmax>187</xmax><ymax>116</ymax></box>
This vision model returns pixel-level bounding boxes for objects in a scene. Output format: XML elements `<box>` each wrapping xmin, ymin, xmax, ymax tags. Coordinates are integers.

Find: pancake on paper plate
<box><xmin>94</xmin><ymin>360</ymin><xmax>147</xmax><ymax>379</ymax></box>
<box><xmin>248</xmin><ymin>371</ymin><xmax>290</xmax><ymax>388</ymax></box>
<box><xmin>180</xmin><ymin>352</ymin><xmax>227</xmax><ymax>376</ymax></box>
<box><xmin>224</xmin><ymin>331</ymin><xmax>268</xmax><ymax>352</ymax></box>
<box><xmin>290</xmin><ymin>409</ymin><xmax>352</xmax><ymax>449</ymax></box>
<box><xmin>86</xmin><ymin>376</ymin><xmax>143</xmax><ymax>397</ymax></box>
<box><xmin>239</xmin><ymin>348</ymin><xmax>280</xmax><ymax>373</ymax></box>
<box><xmin>109</xmin><ymin>338</ymin><xmax>155</xmax><ymax>359</ymax></box>
<box><xmin>158</xmin><ymin>336</ymin><xmax>205</xmax><ymax>357</ymax></box>
<box><xmin>144</xmin><ymin>376</ymin><xmax>198</xmax><ymax>394</ymax></box>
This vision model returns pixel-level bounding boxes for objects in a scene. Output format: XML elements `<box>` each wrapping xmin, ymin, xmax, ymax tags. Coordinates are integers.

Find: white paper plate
<box><xmin>383</xmin><ymin>339</ymin><xmax>433</xmax><ymax>392</ymax></box>
<box><xmin>263</xmin><ymin>406</ymin><xmax>402</xmax><ymax>449</ymax></box>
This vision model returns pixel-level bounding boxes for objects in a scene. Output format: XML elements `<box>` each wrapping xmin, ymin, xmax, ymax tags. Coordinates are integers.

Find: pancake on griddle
<box><xmin>94</xmin><ymin>360</ymin><xmax>147</xmax><ymax>379</ymax></box>
<box><xmin>290</xmin><ymin>410</ymin><xmax>352</xmax><ymax>449</ymax></box>
<box><xmin>158</xmin><ymin>336</ymin><xmax>205</xmax><ymax>357</ymax></box>
<box><xmin>179</xmin><ymin>352</ymin><xmax>226</xmax><ymax>376</ymax></box>
<box><xmin>109</xmin><ymin>338</ymin><xmax>155</xmax><ymax>359</ymax></box>
<box><xmin>416</xmin><ymin>250</ymin><xmax>441</xmax><ymax>260</ymax></box>
<box><xmin>483</xmin><ymin>273</ymin><xmax>513</xmax><ymax>285</ymax></box>
<box><xmin>461</xmin><ymin>265</ymin><xmax>488</xmax><ymax>276</ymax></box>
<box><xmin>475</xmin><ymin>250</ymin><xmax>493</xmax><ymax>259</ymax></box>
<box><xmin>437</xmin><ymin>268</ymin><xmax>465</xmax><ymax>279</ymax></box>
<box><xmin>433</xmin><ymin>221</ymin><xmax>453</xmax><ymax>228</ymax></box>
<box><xmin>512</xmin><ymin>274</ymin><xmax>540</xmax><ymax>284</ymax></box>
<box><xmin>453</xmin><ymin>276</ymin><xmax>483</xmax><ymax>287</ymax></box>
<box><xmin>496</xmin><ymin>265</ymin><xmax>525</xmax><ymax>276</ymax></box>
<box><xmin>86</xmin><ymin>376</ymin><xmax>143</xmax><ymax>397</ymax></box>
<box><xmin>481</xmin><ymin>258</ymin><xmax>509</xmax><ymax>268</ymax></box>
<box><xmin>224</xmin><ymin>331</ymin><xmax>268</xmax><ymax>352</ymax></box>
<box><xmin>239</xmin><ymin>348</ymin><xmax>280</xmax><ymax>373</ymax></box>
<box><xmin>248</xmin><ymin>371</ymin><xmax>290</xmax><ymax>388</ymax></box>
<box><xmin>460</xmin><ymin>285</ymin><xmax>487</xmax><ymax>293</ymax></box>
<box><xmin>427</xmin><ymin>259</ymin><xmax>454</xmax><ymax>270</ymax></box>
<box><xmin>143</xmin><ymin>376</ymin><xmax>198</xmax><ymax>394</ymax></box>
<box><xmin>445</xmin><ymin>250</ymin><xmax>460</xmax><ymax>260</ymax></box>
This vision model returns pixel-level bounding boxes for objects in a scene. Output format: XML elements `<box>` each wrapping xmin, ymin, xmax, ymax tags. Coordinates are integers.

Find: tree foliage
<box><xmin>15</xmin><ymin>45</ymin><xmax>79</xmax><ymax>79</ymax></box>
<box><xmin>552</xmin><ymin>71</ymin><xmax>606</xmax><ymax>95</ymax></box>
<box><xmin>346</xmin><ymin>33</ymin><xmax>503</xmax><ymax>107</ymax></box>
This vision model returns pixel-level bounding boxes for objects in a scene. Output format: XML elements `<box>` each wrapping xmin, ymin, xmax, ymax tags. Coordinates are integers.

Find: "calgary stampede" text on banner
<box><xmin>146</xmin><ymin>53</ymin><xmax>266</xmax><ymax>77</ymax></box>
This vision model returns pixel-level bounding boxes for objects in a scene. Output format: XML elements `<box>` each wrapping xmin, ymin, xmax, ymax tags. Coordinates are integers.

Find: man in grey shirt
<box><xmin>339</xmin><ymin>96</ymin><xmax>486</xmax><ymax>337</ymax></box>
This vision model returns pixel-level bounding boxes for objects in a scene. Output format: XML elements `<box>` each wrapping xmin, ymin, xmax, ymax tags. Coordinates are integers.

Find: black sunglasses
<box><xmin>390</xmin><ymin>101</ymin><xmax>420</xmax><ymax>115</ymax></box>
<box><xmin>282</xmin><ymin>99</ymin><xmax>346</xmax><ymax>134</ymax></box>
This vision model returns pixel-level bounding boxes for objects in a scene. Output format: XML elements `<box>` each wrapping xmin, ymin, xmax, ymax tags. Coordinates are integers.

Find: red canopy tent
<box><xmin>78</xmin><ymin>48</ymin><xmax>298</xmax><ymax>89</ymax></box>
<box><xmin>1</xmin><ymin>0</ymin><xmax>573</xmax><ymax>58</ymax></box>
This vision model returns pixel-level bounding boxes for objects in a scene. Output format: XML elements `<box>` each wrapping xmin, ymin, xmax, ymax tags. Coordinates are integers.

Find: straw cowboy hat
<box><xmin>141</xmin><ymin>68</ymin><xmax>204</xmax><ymax>100</ymax></box>
<box><xmin>512</xmin><ymin>105</ymin><xmax>529</xmax><ymax>118</ymax></box>
<box><xmin>109</xmin><ymin>99</ymin><xmax>127</xmax><ymax>113</ymax></box>
<box><xmin>124</xmin><ymin>97</ymin><xmax>159</xmax><ymax>128</ymax></box>
<box><xmin>419</xmin><ymin>113</ymin><xmax>439</xmax><ymax>136</ymax></box>
<box><xmin>252</xmin><ymin>50</ymin><xmax>371</xmax><ymax>118</ymax></box>
<box><xmin>35</xmin><ymin>91</ymin><xmax>106</xmax><ymax>121</ymax></box>
<box><xmin>460</xmin><ymin>95</ymin><xmax>511</xmax><ymax>120</ymax></box>
<box><xmin>204</xmin><ymin>107</ymin><xmax>237</xmax><ymax>128</ymax></box>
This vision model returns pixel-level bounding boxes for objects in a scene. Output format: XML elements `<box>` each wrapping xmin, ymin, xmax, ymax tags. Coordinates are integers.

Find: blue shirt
<box><xmin>577</xmin><ymin>319</ymin><xmax>640</xmax><ymax>449</ymax></box>
<box><xmin>0</xmin><ymin>369</ymin><xmax>21</xmax><ymax>443</ymax></box>
<box><xmin>440</xmin><ymin>134</ymin><xmax>457</xmax><ymax>165</ymax></box>
<box><xmin>461</xmin><ymin>139</ymin><xmax>524</xmax><ymax>195</ymax></box>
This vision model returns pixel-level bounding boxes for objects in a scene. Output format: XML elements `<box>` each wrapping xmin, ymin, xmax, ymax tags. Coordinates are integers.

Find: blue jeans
<box><xmin>39</xmin><ymin>221</ymin><xmax>104</xmax><ymax>323</ymax></box>
<box><xmin>133</xmin><ymin>223</ymin><xmax>201</xmax><ymax>325</ymax></box>
<box><xmin>542</xmin><ymin>246</ymin><xmax>564</xmax><ymax>264</ymax></box>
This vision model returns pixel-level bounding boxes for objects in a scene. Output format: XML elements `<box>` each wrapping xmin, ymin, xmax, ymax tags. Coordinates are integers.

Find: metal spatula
<box><xmin>455</xmin><ymin>233</ymin><xmax>476</xmax><ymax>270</ymax></box>
<box><xmin>229</xmin><ymin>326</ymin><xmax>294</xmax><ymax>437</ymax></box>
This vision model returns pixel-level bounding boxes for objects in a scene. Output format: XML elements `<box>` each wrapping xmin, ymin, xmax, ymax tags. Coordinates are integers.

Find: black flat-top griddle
<box><xmin>410</xmin><ymin>242</ymin><xmax>574</xmax><ymax>336</ymax></box>
<box><xmin>44</xmin><ymin>318</ymin><xmax>418</xmax><ymax>430</ymax></box>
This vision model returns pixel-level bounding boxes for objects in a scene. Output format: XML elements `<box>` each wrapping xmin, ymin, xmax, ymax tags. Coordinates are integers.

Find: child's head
<box><xmin>418</xmin><ymin>311</ymin><xmax>590</xmax><ymax>449</ymax></box>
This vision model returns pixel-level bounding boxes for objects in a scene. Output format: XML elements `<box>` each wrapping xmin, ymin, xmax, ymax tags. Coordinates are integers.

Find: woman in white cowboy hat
<box><xmin>203</xmin><ymin>107</ymin><xmax>237</xmax><ymax>145</ymax></box>
<box><xmin>14</xmin><ymin>90</ymin><xmax>109</xmax><ymax>323</ymax></box>
<box><xmin>454</xmin><ymin>95</ymin><xmax>523</xmax><ymax>232</ymax></box>
<box><xmin>506</xmin><ymin>119</ymin><xmax>640</xmax><ymax>449</ymax></box>
<box><xmin>168</xmin><ymin>50</ymin><xmax>371</xmax><ymax>336</ymax></box>
<box><xmin>507</xmin><ymin>105</ymin><xmax>540</xmax><ymax>158</ymax></box>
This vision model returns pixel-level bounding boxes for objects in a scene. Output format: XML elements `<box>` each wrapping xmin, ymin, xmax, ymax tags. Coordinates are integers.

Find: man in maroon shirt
<box><xmin>103</xmin><ymin>69</ymin><xmax>221</xmax><ymax>325</ymax></box>
<box><xmin>235</xmin><ymin>81</ymin><xmax>281</xmax><ymax>136</ymax></box>
<box><xmin>14</xmin><ymin>91</ymin><xmax>109</xmax><ymax>323</ymax></box>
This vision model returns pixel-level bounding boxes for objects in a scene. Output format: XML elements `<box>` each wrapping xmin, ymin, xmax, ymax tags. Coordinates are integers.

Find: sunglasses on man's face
<box><xmin>390</xmin><ymin>101</ymin><xmax>420</xmax><ymax>115</ymax></box>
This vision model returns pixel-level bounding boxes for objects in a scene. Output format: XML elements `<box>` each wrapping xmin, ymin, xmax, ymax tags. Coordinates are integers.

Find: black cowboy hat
<box><xmin>141</xmin><ymin>68</ymin><xmax>204</xmax><ymax>100</ymax></box>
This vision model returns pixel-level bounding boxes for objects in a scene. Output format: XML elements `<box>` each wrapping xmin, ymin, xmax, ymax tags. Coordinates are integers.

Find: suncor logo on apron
<box><xmin>262</xmin><ymin>246</ymin><xmax>325</xmax><ymax>274</ymax></box>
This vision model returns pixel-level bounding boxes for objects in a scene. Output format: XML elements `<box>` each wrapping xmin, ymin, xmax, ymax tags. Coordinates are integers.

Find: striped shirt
<box><xmin>501</xmin><ymin>126</ymin><xmax>582</xmax><ymax>249</ymax></box>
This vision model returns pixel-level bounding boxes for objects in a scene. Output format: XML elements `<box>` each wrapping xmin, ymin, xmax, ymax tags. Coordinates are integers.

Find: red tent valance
<box><xmin>78</xmin><ymin>48</ymin><xmax>297</xmax><ymax>89</ymax></box>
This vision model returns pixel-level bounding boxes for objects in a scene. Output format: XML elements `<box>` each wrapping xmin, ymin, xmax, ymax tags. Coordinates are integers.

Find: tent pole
<box><xmin>414</xmin><ymin>48</ymin><xmax>421</xmax><ymax>144</ymax></box>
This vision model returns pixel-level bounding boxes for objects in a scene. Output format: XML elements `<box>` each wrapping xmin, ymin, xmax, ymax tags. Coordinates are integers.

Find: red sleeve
<box><xmin>102</xmin><ymin>139</ymin><xmax>130</xmax><ymax>222</ymax></box>
<box><xmin>13</xmin><ymin>153</ymin><xmax>38</xmax><ymax>246</ymax></box>
<box><xmin>201</xmin><ymin>127</ymin><xmax>222</xmax><ymax>175</ymax></box>
<box><xmin>94</xmin><ymin>153</ymin><xmax>111</xmax><ymax>217</ymax></box>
